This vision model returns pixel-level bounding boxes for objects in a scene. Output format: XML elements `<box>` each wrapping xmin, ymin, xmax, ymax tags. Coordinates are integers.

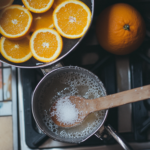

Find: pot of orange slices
<box><xmin>0</xmin><ymin>0</ymin><xmax>94</xmax><ymax>68</ymax></box>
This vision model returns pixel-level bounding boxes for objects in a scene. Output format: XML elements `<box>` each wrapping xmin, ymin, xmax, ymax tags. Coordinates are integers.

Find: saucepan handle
<box><xmin>105</xmin><ymin>125</ymin><xmax>133</xmax><ymax>150</ymax></box>
<box><xmin>41</xmin><ymin>62</ymin><xmax>63</xmax><ymax>75</ymax></box>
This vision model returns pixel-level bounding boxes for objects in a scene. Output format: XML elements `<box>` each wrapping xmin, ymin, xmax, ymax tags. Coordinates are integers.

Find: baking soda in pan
<box><xmin>50</xmin><ymin>96</ymin><xmax>80</xmax><ymax>126</ymax></box>
<box><xmin>39</xmin><ymin>71</ymin><xmax>106</xmax><ymax>139</ymax></box>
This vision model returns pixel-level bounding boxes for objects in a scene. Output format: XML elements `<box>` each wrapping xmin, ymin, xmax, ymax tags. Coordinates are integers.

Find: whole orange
<box><xmin>96</xmin><ymin>3</ymin><xmax>146</xmax><ymax>55</ymax></box>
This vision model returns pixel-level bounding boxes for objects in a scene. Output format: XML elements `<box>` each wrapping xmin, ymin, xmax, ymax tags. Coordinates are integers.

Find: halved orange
<box><xmin>52</xmin><ymin>0</ymin><xmax>78</xmax><ymax>9</ymax></box>
<box><xmin>31</xmin><ymin>8</ymin><xmax>54</xmax><ymax>32</ymax></box>
<box><xmin>30</xmin><ymin>28</ymin><xmax>63</xmax><ymax>62</ymax></box>
<box><xmin>0</xmin><ymin>0</ymin><xmax>14</xmax><ymax>10</ymax></box>
<box><xmin>0</xmin><ymin>5</ymin><xmax>33</xmax><ymax>39</ymax></box>
<box><xmin>1</xmin><ymin>36</ymin><xmax>32</xmax><ymax>63</ymax></box>
<box><xmin>53</xmin><ymin>1</ymin><xmax>92</xmax><ymax>39</ymax></box>
<box><xmin>22</xmin><ymin>0</ymin><xmax>54</xmax><ymax>13</ymax></box>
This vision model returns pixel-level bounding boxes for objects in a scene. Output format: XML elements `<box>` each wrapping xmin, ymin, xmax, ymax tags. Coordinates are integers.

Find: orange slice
<box><xmin>31</xmin><ymin>8</ymin><xmax>54</xmax><ymax>32</ymax></box>
<box><xmin>0</xmin><ymin>0</ymin><xmax>14</xmax><ymax>10</ymax></box>
<box><xmin>30</xmin><ymin>28</ymin><xmax>63</xmax><ymax>62</ymax></box>
<box><xmin>0</xmin><ymin>5</ymin><xmax>33</xmax><ymax>39</ymax></box>
<box><xmin>52</xmin><ymin>0</ymin><xmax>78</xmax><ymax>9</ymax></box>
<box><xmin>1</xmin><ymin>36</ymin><xmax>32</xmax><ymax>63</ymax></box>
<box><xmin>53</xmin><ymin>1</ymin><xmax>92</xmax><ymax>39</ymax></box>
<box><xmin>22</xmin><ymin>0</ymin><xmax>54</xmax><ymax>13</ymax></box>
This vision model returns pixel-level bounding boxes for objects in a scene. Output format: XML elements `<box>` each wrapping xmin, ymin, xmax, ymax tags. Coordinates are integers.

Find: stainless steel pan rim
<box><xmin>31</xmin><ymin>66</ymin><xmax>108</xmax><ymax>144</ymax></box>
<box><xmin>81</xmin><ymin>109</ymin><xmax>108</xmax><ymax>144</ymax></box>
<box><xmin>0</xmin><ymin>0</ymin><xmax>94</xmax><ymax>69</ymax></box>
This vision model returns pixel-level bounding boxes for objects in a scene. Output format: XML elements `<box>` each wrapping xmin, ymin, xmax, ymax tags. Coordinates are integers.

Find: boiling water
<box><xmin>39</xmin><ymin>71</ymin><xmax>106</xmax><ymax>139</ymax></box>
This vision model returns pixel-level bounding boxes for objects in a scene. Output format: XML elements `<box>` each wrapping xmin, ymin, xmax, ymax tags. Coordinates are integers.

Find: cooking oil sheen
<box><xmin>39</xmin><ymin>71</ymin><xmax>106</xmax><ymax>139</ymax></box>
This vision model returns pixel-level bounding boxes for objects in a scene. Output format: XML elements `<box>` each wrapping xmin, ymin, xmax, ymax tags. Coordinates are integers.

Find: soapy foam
<box><xmin>39</xmin><ymin>71</ymin><xmax>106</xmax><ymax>139</ymax></box>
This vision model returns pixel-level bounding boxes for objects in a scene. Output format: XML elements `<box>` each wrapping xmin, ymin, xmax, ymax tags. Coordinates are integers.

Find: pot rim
<box><xmin>31</xmin><ymin>66</ymin><xmax>108</xmax><ymax>144</ymax></box>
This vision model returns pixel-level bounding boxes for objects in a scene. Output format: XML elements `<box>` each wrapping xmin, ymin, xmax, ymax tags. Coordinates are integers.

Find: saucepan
<box><xmin>32</xmin><ymin>66</ymin><xmax>133</xmax><ymax>150</ymax></box>
<box><xmin>0</xmin><ymin>0</ymin><xmax>94</xmax><ymax>68</ymax></box>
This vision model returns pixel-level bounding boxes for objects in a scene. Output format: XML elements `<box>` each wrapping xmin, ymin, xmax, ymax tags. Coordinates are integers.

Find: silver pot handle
<box><xmin>41</xmin><ymin>62</ymin><xmax>63</xmax><ymax>75</ymax></box>
<box><xmin>105</xmin><ymin>125</ymin><xmax>133</xmax><ymax>150</ymax></box>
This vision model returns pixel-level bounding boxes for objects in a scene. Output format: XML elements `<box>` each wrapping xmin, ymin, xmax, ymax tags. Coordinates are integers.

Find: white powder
<box><xmin>50</xmin><ymin>96</ymin><xmax>79</xmax><ymax>125</ymax></box>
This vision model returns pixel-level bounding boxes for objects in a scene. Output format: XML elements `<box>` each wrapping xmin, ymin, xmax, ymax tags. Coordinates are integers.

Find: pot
<box><xmin>32</xmin><ymin>66</ymin><xmax>133</xmax><ymax>150</ymax></box>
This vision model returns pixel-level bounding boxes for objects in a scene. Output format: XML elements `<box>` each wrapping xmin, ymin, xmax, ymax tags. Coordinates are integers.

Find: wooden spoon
<box><xmin>50</xmin><ymin>85</ymin><xmax>150</xmax><ymax>128</ymax></box>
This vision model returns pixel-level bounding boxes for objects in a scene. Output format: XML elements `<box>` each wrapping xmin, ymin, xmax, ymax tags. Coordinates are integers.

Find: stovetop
<box><xmin>17</xmin><ymin>0</ymin><xmax>150</xmax><ymax>149</ymax></box>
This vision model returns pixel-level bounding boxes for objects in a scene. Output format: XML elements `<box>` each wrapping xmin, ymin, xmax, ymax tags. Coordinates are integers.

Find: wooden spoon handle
<box><xmin>89</xmin><ymin>85</ymin><xmax>150</xmax><ymax>112</ymax></box>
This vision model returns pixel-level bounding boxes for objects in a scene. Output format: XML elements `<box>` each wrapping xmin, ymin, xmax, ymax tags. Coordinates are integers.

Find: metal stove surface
<box><xmin>18</xmin><ymin>46</ymin><xmax>150</xmax><ymax>150</ymax></box>
<box><xmin>17</xmin><ymin>0</ymin><xmax>150</xmax><ymax>149</ymax></box>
